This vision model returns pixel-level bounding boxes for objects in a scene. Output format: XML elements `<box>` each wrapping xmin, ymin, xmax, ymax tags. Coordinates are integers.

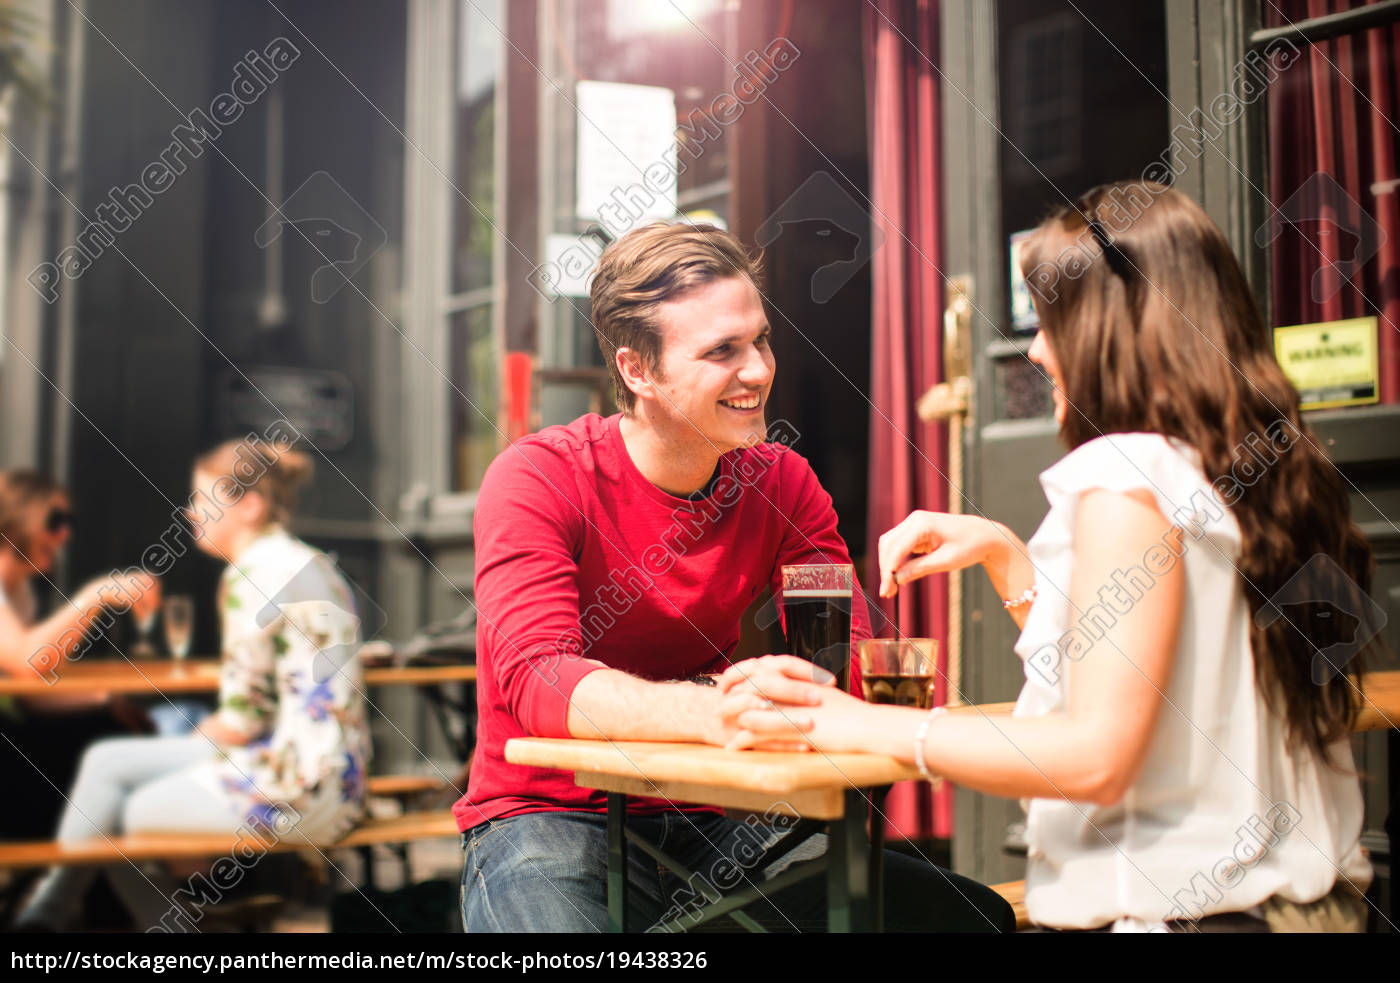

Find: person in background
<box><xmin>724</xmin><ymin>182</ymin><xmax>1378</xmax><ymax>933</ymax></box>
<box><xmin>15</xmin><ymin>439</ymin><xmax>371</xmax><ymax>931</ymax></box>
<box><xmin>0</xmin><ymin>470</ymin><xmax>159</xmax><ymax>841</ymax></box>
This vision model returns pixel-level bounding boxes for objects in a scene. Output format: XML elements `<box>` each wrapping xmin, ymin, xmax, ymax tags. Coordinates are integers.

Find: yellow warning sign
<box><xmin>1273</xmin><ymin>317</ymin><xmax>1379</xmax><ymax>410</ymax></box>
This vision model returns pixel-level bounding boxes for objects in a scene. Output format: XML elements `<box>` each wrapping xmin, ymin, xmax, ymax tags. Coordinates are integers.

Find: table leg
<box><xmin>870</xmin><ymin>785</ymin><xmax>888</xmax><ymax>932</ymax></box>
<box><xmin>828</xmin><ymin>788</ymin><xmax>873</xmax><ymax>932</ymax></box>
<box><xmin>421</xmin><ymin>682</ymin><xmax>477</xmax><ymax>763</ymax></box>
<box><xmin>1388</xmin><ymin>729</ymin><xmax>1397</xmax><ymax>925</ymax></box>
<box><xmin>607</xmin><ymin>793</ymin><xmax>628</xmax><ymax>933</ymax></box>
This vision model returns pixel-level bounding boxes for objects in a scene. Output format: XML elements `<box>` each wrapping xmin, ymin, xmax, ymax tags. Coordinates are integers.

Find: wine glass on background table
<box><xmin>131</xmin><ymin>607</ymin><xmax>158</xmax><ymax>656</ymax></box>
<box><xmin>163</xmin><ymin>596</ymin><xmax>194</xmax><ymax>670</ymax></box>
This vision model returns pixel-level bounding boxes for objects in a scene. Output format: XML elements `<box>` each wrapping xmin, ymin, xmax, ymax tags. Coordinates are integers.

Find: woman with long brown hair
<box><xmin>15</xmin><ymin>438</ymin><xmax>370</xmax><ymax>931</ymax></box>
<box><xmin>719</xmin><ymin>182</ymin><xmax>1379</xmax><ymax>932</ymax></box>
<box><xmin>0</xmin><ymin>470</ymin><xmax>160</xmax><ymax>840</ymax></box>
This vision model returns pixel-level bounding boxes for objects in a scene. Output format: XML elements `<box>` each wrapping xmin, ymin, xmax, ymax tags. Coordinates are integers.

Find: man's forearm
<box><xmin>566</xmin><ymin>669</ymin><xmax>719</xmax><ymax>743</ymax></box>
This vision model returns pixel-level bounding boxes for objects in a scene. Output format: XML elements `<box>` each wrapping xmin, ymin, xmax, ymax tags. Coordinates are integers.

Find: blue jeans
<box><xmin>148</xmin><ymin>698</ymin><xmax>213</xmax><ymax>736</ymax></box>
<box><xmin>460</xmin><ymin>810</ymin><xmax>1015</xmax><ymax>933</ymax></box>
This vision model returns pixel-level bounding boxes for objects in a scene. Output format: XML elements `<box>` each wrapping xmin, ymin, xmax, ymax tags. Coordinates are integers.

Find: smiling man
<box><xmin>456</xmin><ymin>222</ymin><xmax>1013</xmax><ymax>933</ymax></box>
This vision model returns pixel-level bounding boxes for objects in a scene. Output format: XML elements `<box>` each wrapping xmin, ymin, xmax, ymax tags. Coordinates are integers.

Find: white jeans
<box><xmin>19</xmin><ymin>734</ymin><xmax>243</xmax><ymax>930</ymax></box>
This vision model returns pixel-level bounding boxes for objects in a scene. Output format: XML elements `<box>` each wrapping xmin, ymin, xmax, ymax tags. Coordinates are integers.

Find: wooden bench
<box><xmin>0</xmin><ymin>810</ymin><xmax>460</xmax><ymax>871</ymax></box>
<box><xmin>990</xmin><ymin>880</ymin><xmax>1028</xmax><ymax>930</ymax></box>
<box><xmin>367</xmin><ymin>775</ymin><xmax>448</xmax><ymax>801</ymax></box>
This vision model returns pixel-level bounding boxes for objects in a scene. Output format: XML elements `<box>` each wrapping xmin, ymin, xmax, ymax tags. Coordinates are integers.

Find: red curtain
<box><xmin>863</xmin><ymin>0</ymin><xmax>951</xmax><ymax>839</ymax></box>
<box><xmin>1265</xmin><ymin>0</ymin><xmax>1400</xmax><ymax>401</ymax></box>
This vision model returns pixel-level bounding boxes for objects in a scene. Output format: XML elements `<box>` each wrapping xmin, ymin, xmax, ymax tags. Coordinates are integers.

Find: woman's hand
<box><xmin>196</xmin><ymin>713</ymin><xmax>254</xmax><ymax>747</ymax></box>
<box><xmin>78</xmin><ymin>570</ymin><xmax>160</xmax><ymax>621</ymax></box>
<box><xmin>711</xmin><ymin>655</ymin><xmax>835</xmax><ymax>752</ymax></box>
<box><xmin>725</xmin><ymin>684</ymin><xmax>888</xmax><ymax>755</ymax></box>
<box><xmin>877</xmin><ymin>511</ymin><xmax>1015</xmax><ymax>598</ymax></box>
<box><xmin>115</xmin><ymin>571</ymin><xmax>161</xmax><ymax>624</ymax></box>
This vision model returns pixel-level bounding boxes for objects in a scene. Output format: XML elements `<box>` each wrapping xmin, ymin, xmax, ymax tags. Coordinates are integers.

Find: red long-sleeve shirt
<box><xmin>454</xmin><ymin>413</ymin><xmax>870</xmax><ymax>831</ymax></box>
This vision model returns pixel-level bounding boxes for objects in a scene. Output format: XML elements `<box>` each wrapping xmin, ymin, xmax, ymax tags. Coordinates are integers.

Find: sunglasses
<box><xmin>45</xmin><ymin>508</ymin><xmax>73</xmax><ymax>534</ymax></box>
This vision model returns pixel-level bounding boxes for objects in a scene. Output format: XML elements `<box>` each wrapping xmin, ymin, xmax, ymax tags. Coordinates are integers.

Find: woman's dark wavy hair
<box><xmin>1020</xmin><ymin>180</ymin><xmax>1380</xmax><ymax>763</ymax></box>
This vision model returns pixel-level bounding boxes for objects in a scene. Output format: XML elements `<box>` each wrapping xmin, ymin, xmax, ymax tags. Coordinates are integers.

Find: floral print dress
<box><xmin>208</xmin><ymin>527</ymin><xmax>371</xmax><ymax>844</ymax></box>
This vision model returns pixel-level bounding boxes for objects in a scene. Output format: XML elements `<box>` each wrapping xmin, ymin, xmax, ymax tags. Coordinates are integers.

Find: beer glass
<box><xmin>780</xmin><ymin>564</ymin><xmax>854</xmax><ymax>691</ymax></box>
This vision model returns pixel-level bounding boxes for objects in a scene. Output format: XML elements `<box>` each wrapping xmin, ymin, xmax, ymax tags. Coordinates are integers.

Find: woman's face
<box><xmin>1028</xmin><ymin>330</ymin><xmax>1068</xmax><ymax>428</ymax></box>
<box><xmin>22</xmin><ymin>494</ymin><xmax>72</xmax><ymax>575</ymax></box>
<box><xmin>186</xmin><ymin>467</ymin><xmax>246</xmax><ymax>559</ymax></box>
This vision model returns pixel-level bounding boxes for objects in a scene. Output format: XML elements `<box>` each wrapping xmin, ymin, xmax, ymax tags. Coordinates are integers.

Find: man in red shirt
<box><xmin>457</xmin><ymin>223</ymin><xmax>1013</xmax><ymax>932</ymax></box>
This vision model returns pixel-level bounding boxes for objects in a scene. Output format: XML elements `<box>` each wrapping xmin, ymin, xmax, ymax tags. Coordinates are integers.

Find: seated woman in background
<box><xmin>722</xmin><ymin>182</ymin><xmax>1379</xmax><ymax>933</ymax></box>
<box><xmin>16</xmin><ymin>438</ymin><xmax>371</xmax><ymax>931</ymax></box>
<box><xmin>0</xmin><ymin>470</ymin><xmax>160</xmax><ymax>841</ymax></box>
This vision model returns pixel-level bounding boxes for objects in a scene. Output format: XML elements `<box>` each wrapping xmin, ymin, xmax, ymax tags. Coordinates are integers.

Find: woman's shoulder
<box><xmin>225</xmin><ymin>532</ymin><xmax>349</xmax><ymax>615</ymax></box>
<box><xmin>1041</xmin><ymin>432</ymin><xmax>1204</xmax><ymax>495</ymax></box>
<box><xmin>1039</xmin><ymin>432</ymin><xmax>1241</xmax><ymax>548</ymax></box>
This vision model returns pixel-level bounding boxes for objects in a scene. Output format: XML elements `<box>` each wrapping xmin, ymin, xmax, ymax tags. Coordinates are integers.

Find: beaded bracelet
<box><xmin>1002</xmin><ymin>587</ymin><xmax>1037</xmax><ymax>610</ymax></box>
<box><xmin>914</xmin><ymin>706</ymin><xmax>948</xmax><ymax>782</ymax></box>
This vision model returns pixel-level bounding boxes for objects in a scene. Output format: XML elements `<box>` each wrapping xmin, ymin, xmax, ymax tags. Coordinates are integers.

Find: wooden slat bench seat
<box><xmin>0</xmin><ymin>810</ymin><xmax>460</xmax><ymax>871</ymax></box>
<box><xmin>366</xmin><ymin>775</ymin><xmax>447</xmax><ymax>799</ymax></box>
<box><xmin>990</xmin><ymin>880</ymin><xmax>1028</xmax><ymax>930</ymax></box>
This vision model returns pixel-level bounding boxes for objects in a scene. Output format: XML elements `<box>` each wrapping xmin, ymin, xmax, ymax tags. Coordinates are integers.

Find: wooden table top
<box><xmin>1356</xmin><ymin>670</ymin><xmax>1400</xmax><ymax>732</ymax></box>
<box><xmin>506</xmin><ymin>738</ymin><xmax>922</xmax><ymax>820</ymax></box>
<box><xmin>505</xmin><ymin>669</ymin><xmax>1399</xmax><ymax>819</ymax></box>
<box><xmin>0</xmin><ymin>658</ymin><xmax>476</xmax><ymax>696</ymax></box>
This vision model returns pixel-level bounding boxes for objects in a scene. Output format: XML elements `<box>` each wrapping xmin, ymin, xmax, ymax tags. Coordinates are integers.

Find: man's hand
<box><xmin>712</xmin><ymin>655</ymin><xmax>835</xmax><ymax>751</ymax></box>
<box><xmin>567</xmin><ymin>661</ymin><xmax>834</xmax><ymax>749</ymax></box>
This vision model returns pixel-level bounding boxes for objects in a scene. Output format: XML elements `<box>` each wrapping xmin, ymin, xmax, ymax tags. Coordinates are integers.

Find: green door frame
<box><xmin>942</xmin><ymin>0</ymin><xmax>1398</xmax><ymax>906</ymax></box>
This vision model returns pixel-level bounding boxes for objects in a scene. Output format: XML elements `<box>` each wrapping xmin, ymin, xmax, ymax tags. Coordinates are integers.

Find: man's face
<box><xmin>647</xmin><ymin>276</ymin><xmax>775</xmax><ymax>453</ymax></box>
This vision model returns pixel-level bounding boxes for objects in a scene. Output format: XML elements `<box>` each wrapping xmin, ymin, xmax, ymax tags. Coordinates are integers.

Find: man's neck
<box><xmin>618</xmin><ymin>412</ymin><xmax>722</xmax><ymax>498</ymax></box>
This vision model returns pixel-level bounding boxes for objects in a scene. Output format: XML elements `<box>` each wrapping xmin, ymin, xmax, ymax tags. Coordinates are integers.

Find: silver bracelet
<box><xmin>1002</xmin><ymin>587</ymin><xmax>1037</xmax><ymax>610</ymax></box>
<box><xmin>914</xmin><ymin>706</ymin><xmax>948</xmax><ymax>782</ymax></box>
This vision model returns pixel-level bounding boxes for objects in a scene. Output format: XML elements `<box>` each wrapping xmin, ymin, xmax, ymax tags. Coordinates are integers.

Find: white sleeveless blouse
<box><xmin>1013</xmin><ymin>433</ymin><xmax>1371</xmax><ymax>930</ymax></box>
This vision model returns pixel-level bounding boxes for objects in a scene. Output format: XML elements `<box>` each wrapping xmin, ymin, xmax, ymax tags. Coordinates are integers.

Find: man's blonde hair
<box><xmin>589</xmin><ymin>223</ymin><xmax>764</xmax><ymax>413</ymax></box>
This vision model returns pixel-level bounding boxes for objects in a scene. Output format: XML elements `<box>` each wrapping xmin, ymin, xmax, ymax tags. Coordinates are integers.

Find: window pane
<box><xmin>572</xmin><ymin>0</ymin><xmax>731</xmax><ymax>210</ymax></box>
<box><xmin>1261</xmin><ymin>7</ymin><xmax>1399</xmax><ymax>404</ymax></box>
<box><xmin>453</xmin><ymin>0</ymin><xmax>502</xmax><ymax>294</ymax></box>
<box><xmin>450</xmin><ymin>305</ymin><xmax>499</xmax><ymax>491</ymax></box>
<box><xmin>996</xmin><ymin>0</ymin><xmax>1170</xmax><ymax>421</ymax></box>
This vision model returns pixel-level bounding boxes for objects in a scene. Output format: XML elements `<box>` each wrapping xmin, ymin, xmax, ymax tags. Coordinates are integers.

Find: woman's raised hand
<box><xmin>877</xmin><ymin>511</ymin><xmax>1009</xmax><ymax>598</ymax></box>
<box><xmin>111</xmin><ymin>570</ymin><xmax>161</xmax><ymax>622</ymax></box>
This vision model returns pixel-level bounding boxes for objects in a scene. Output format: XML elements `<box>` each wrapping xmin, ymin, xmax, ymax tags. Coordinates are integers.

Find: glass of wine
<box><xmin>163</xmin><ymin>596</ymin><xmax>194</xmax><ymax>669</ymax></box>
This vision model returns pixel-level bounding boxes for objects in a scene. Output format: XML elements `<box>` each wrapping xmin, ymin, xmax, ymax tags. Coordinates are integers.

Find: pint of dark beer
<box><xmin>781</xmin><ymin>564</ymin><xmax>854</xmax><ymax>691</ymax></box>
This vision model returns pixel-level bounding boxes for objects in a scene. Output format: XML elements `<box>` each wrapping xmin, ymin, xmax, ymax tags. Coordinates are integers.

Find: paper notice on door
<box><xmin>575</xmin><ymin>80</ymin><xmax>678</xmax><ymax>225</ymax></box>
